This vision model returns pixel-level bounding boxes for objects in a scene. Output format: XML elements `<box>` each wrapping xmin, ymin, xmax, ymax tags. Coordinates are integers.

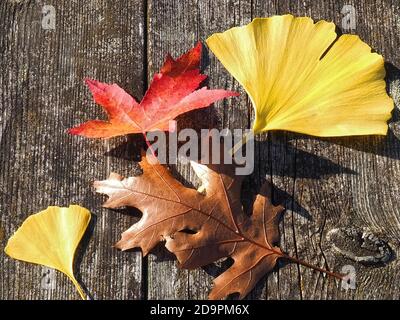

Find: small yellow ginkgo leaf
<box><xmin>4</xmin><ymin>205</ymin><xmax>91</xmax><ymax>299</ymax></box>
<box><xmin>206</xmin><ymin>15</ymin><xmax>394</xmax><ymax>137</ymax></box>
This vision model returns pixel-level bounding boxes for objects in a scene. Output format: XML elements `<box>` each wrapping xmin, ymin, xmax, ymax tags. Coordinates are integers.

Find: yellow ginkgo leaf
<box><xmin>4</xmin><ymin>205</ymin><xmax>91</xmax><ymax>299</ymax></box>
<box><xmin>206</xmin><ymin>15</ymin><xmax>394</xmax><ymax>137</ymax></box>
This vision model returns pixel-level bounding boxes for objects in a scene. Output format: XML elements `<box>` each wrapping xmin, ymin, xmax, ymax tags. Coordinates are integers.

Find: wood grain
<box><xmin>1</xmin><ymin>0</ymin><xmax>399</xmax><ymax>300</ymax></box>
<box><xmin>0</xmin><ymin>0</ymin><xmax>146</xmax><ymax>300</ymax></box>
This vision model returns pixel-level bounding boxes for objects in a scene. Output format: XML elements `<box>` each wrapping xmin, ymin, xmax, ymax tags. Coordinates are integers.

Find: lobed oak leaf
<box><xmin>94</xmin><ymin>153</ymin><xmax>289</xmax><ymax>299</ymax></box>
<box><xmin>68</xmin><ymin>42</ymin><xmax>239</xmax><ymax>140</ymax></box>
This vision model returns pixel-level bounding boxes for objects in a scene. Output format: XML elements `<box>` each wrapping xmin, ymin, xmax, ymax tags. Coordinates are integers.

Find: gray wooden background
<box><xmin>1</xmin><ymin>0</ymin><xmax>399</xmax><ymax>300</ymax></box>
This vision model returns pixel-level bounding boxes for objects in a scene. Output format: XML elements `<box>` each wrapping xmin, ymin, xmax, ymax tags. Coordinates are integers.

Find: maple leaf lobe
<box><xmin>69</xmin><ymin>43</ymin><xmax>238</xmax><ymax>139</ymax></box>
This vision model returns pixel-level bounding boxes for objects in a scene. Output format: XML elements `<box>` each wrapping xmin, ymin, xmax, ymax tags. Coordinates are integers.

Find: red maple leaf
<box><xmin>68</xmin><ymin>42</ymin><xmax>239</xmax><ymax>142</ymax></box>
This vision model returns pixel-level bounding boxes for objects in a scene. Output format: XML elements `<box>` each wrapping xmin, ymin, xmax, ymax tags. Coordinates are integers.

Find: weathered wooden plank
<box><xmin>0</xmin><ymin>0</ymin><xmax>145</xmax><ymax>299</ymax></box>
<box><xmin>147</xmin><ymin>0</ymin><xmax>400</xmax><ymax>300</ymax></box>
<box><xmin>252</xmin><ymin>0</ymin><xmax>400</xmax><ymax>300</ymax></box>
<box><xmin>146</xmin><ymin>0</ymin><xmax>197</xmax><ymax>300</ymax></box>
<box><xmin>196</xmin><ymin>0</ymin><xmax>254</xmax><ymax>300</ymax></box>
<box><xmin>1</xmin><ymin>0</ymin><xmax>399</xmax><ymax>300</ymax></box>
<box><xmin>147</xmin><ymin>0</ymin><xmax>255</xmax><ymax>300</ymax></box>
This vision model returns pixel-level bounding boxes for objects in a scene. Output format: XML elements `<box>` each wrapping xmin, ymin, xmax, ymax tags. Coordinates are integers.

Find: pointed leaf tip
<box><xmin>67</xmin><ymin>126</ymin><xmax>81</xmax><ymax>135</ymax></box>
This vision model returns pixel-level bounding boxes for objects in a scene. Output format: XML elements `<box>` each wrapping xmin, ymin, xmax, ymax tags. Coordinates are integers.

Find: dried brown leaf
<box><xmin>94</xmin><ymin>153</ymin><xmax>285</xmax><ymax>299</ymax></box>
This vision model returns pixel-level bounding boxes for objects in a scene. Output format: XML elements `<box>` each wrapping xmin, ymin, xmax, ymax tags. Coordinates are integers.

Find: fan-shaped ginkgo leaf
<box><xmin>206</xmin><ymin>15</ymin><xmax>394</xmax><ymax>136</ymax></box>
<box><xmin>4</xmin><ymin>205</ymin><xmax>91</xmax><ymax>300</ymax></box>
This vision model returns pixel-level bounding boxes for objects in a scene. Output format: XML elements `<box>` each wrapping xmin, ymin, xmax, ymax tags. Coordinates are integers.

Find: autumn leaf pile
<box><xmin>67</xmin><ymin>30</ymin><xmax>390</xmax><ymax>298</ymax></box>
<box><xmin>69</xmin><ymin>42</ymin><xmax>301</xmax><ymax>299</ymax></box>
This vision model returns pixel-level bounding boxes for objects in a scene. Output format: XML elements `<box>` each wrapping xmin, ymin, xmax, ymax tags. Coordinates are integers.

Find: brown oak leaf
<box><xmin>94</xmin><ymin>154</ymin><xmax>340</xmax><ymax>299</ymax></box>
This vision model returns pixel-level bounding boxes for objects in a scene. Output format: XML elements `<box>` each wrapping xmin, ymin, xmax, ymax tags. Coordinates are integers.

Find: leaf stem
<box><xmin>71</xmin><ymin>277</ymin><xmax>87</xmax><ymax>300</ymax></box>
<box><xmin>281</xmin><ymin>253</ymin><xmax>344</xmax><ymax>280</ymax></box>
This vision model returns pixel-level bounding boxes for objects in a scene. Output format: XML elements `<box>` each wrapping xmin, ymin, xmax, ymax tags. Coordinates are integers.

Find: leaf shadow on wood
<box><xmin>104</xmin><ymin>135</ymin><xmax>143</xmax><ymax>162</ymax></box>
<box><xmin>151</xmin><ymin>243</ymin><xmax>180</xmax><ymax>263</ymax></box>
<box><xmin>257</xmin><ymin>137</ymin><xmax>358</xmax><ymax>179</ymax></box>
<box><xmin>386</xmin><ymin>63</ymin><xmax>400</xmax><ymax>135</ymax></box>
<box><xmin>293</xmin><ymin>128</ymin><xmax>400</xmax><ymax>162</ymax></box>
<box><xmin>200</xmin><ymin>41</ymin><xmax>211</xmax><ymax>75</ymax></box>
<box><xmin>110</xmin><ymin>207</ymin><xmax>177</xmax><ymax>262</ymax></box>
<box><xmin>241</xmin><ymin>136</ymin><xmax>357</xmax><ymax>221</ymax></box>
<box><xmin>73</xmin><ymin>213</ymin><xmax>97</xmax><ymax>300</ymax></box>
